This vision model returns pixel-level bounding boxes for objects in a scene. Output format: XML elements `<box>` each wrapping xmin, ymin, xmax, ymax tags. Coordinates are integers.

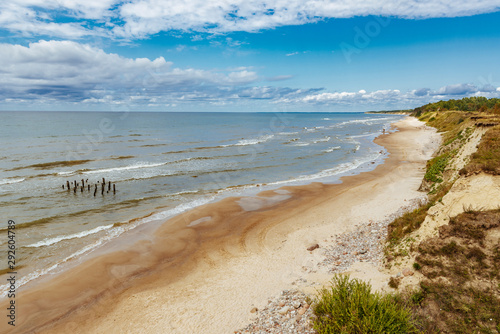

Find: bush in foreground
<box><xmin>312</xmin><ymin>275</ymin><xmax>419</xmax><ymax>334</ymax></box>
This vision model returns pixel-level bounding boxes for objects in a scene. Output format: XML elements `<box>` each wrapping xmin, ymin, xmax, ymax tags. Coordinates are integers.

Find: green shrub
<box><xmin>312</xmin><ymin>275</ymin><xmax>419</xmax><ymax>334</ymax></box>
<box><xmin>411</xmin><ymin>97</ymin><xmax>500</xmax><ymax>114</ymax></box>
<box><xmin>411</xmin><ymin>290</ymin><xmax>425</xmax><ymax>305</ymax></box>
<box><xmin>424</xmin><ymin>152</ymin><xmax>451</xmax><ymax>183</ymax></box>
<box><xmin>388</xmin><ymin>276</ymin><xmax>401</xmax><ymax>289</ymax></box>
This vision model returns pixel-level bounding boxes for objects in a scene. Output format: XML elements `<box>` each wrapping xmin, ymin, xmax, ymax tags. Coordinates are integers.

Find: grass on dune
<box><xmin>312</xmin><ymin>275</ymin><xmax>419</xmax><ymax>334</ymax></box>
<box><xmin>413</xmin><ymin>209</ymin><xmax>500</xmax><ymax>333</ymax></box>
<box><xmin>461</xmin><ymin>126</ymin><xmax>500</xmax><ymax>176</ymax></box>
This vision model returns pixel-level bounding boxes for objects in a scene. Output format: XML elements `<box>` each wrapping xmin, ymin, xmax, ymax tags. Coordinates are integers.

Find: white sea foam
<box><xmin>64</xmin><ymin>171</ymin><xmax>177</xmax><ymax>183</ymax></box>
<box><xmin>170</xmin><ymin>190</ymin><xmax>200</xmax><ymax>196</ymax></box>
<box><xmin>323</xmin><ymin>146</ymin><xmax>341</xmax><ymax>153</ymax></box>
<box><xmin>313</xmin><ymin>137</ymin><xmax>330</xmax><ymax>144</ymax></box>
<box><xmin>149</xmin><ymin>197</ymin><xmax>215</xmax><ymax>221</ymax></box>
<box><xmin>293</xmin><ymin>136</ymin><xmax>330</xmax><ymax>146</ymax></box>
<box><xmin>266</xmin><ymin>151</ymin><xmax>384</xmax><ymax>187</ymax></box>
<box><xmin>330</xmin><ymin>116</ymin><xmax>397</xmax><ymax>128</ymax></box>
<box><xmin>83</xmin><ymin>162</ymin><xmax>166</xmax><ymax>174</ymax></box>
<box><xmin>349</xmin><ymin>133</ymin><xmax>378</xmax><ymax>138</ymax></box>
<box><xmin>26</xmin><ymin>224</ymin><xmax>114</xmax><ymax>248</ymax></box>
<box><xmin>0</xmin><ymin>178</ymin><xmax>25</xmax><ymax>186</ymax></box>
<box><xmin>231</xmin><ymin>134</ymin><xmax>274</xmax><ymax>147</ymax></box>
<box><xmin>0</xmin><ymin>226</ymin><xmax>126</xmax><ymax>297</ymax></box>
<box><xmin>277</xmin><ymin>131</ymin><xmax>299</xmax><ymax>135</ymax></box>
<box><xmin>58</xmin><ymin>162</ymin><xmax>168</xmax><ymax>176</ymax></box>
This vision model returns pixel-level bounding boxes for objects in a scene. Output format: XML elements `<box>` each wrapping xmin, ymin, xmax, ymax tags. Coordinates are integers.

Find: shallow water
<box><xmin>0</xmin><ymin>111</ymin><xmax>402</xmax><ymax>293</ymax></box>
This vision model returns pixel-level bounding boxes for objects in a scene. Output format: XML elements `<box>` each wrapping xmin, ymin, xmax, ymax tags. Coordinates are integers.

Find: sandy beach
<box><xmin>0</xmin><ymin>116</ymin><xmax>440</xmax><ymax>334</ymax></box>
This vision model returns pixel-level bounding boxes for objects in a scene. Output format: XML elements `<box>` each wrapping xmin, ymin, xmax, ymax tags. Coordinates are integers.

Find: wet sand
<box><xmin>0</xmin><ymin>117</ymin><xmax>440</xmax><ymax>333</ymax></box>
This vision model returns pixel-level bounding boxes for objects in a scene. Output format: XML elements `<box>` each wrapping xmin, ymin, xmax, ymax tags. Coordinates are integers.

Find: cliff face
<box><xmin>385</xmin><ymin>102</ymin><xmax>500</xmax><ymax>333</ymax></box>
<box><xmin>390</xmin><ymin>107</ymin><xmax>500</xmax><ymax>248</ymax></box>
<box><xmin>416</xmin><ymin>125</ymin><xmax>493</xmax><ymax>242</ymax></box>
<box><xmin>418</xmin><ymin>173</ymin><xmax>500</xmax><ymax>242</ymax></box>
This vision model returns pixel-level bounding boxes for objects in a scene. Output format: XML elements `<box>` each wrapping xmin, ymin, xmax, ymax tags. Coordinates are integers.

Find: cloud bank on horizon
<box><xmin>1</xmin><ymin>0</ymin><xmax>500</xmax><ymax>111</ymax></box>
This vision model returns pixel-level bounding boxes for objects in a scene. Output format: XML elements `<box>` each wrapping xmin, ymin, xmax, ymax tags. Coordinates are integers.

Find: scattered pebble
<box><xmin>318</xmin><ymin>197</ymin><xmax>426</xmax><ymax>274</ymax></box>
<box><xmin>402</xmin><ymin>268</ymin><xmax>414</xmax><ymax>276</ymax></box>
<box><xmin>307</xmin><ymin>244</ymin><xmax>319</xmax><ymax>251</ymax></box>
<box><xmin>235</xmin><ymin>197</ymin><xmax>426</xmax><ymax>334</ymax></box>
<box><xmin>278</xmin><ymin>306</ymin><xmax>290</xmax><ymax>315</ymax></box>
<box><xmin>235</xmin><ymin>290</ymin><xmax>316</xmax><ymax>334</ymax></box>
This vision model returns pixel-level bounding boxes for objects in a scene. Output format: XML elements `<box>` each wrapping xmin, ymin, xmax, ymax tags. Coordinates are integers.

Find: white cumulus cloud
<box><xmin>436</xmin><ymin>83</ymin><xmax>478</xmax><ymax>95</ymax></box>
<box><xmin>114</xmin><ymin>0</ymin><xmax>500</xmax><ymax>37</ymax></box>
<box><xmin>0</xmin><ymin>40</ymin><xmax>260</xmax><ymax>106</ymax></box>
<box><xmin>1</xmin><ymin>0</ymin><xmax>499</xmax><ymax>39</ymax></box>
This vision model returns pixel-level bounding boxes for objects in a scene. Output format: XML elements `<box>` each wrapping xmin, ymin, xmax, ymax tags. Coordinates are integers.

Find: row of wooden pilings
<box><xmin>62</xmin><ymin>178</ymin><xmax>116</xmax><ymax>196</ymax></box>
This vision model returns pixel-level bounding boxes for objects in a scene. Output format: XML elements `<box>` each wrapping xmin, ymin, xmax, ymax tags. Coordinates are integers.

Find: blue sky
<box><xmin>0</xmin><ymin>1</ymin><xmax>499</xmax><ymax>112</ymax></box>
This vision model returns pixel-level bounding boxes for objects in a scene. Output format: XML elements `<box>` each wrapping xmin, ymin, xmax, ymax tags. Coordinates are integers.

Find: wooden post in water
<box><xmin>81</xmin><ymin>186</ymin><xmax>84</xmax><ymax>193</ymax></box>
<box><xmin>94</xmin><ymin>184</ymin><xmax>97</xmax><ymax>196</ymax></box>
<box><xmin>113</xmin><ymin>184</ymin><xmax>116</xmax><ymax>194</ymax></box>
<box><xmin>102</xmin><ymin>178</ymin><xmax>105</xmax><ymax>186</ymax></box>
<box><xmin>74</xmin><ymin>184</ymin><xmax>77</xmax><ymax>193</ymax></box>
<box><xmin>62</xmin><ymin>184</ymin><xmax>64</xmax><ymax>189</ymax></box>
<box><xmin>101</xmin><ymin>183</ymin><xmax>105</xmax><ymax>195</ymax></box>
<box><xmin>67</xmin><ymin>181</ymin><xmax>70</xmax><ymax>190</ymax></box>
<box><xmin>88</xmin><ymin>184</ymin><xmax>90</xmax><ymax>191</ymax></box>
<box><xmin>108</xmin><ymin>181</ymin><xmax>111</xmax><ymax>192</ymax></box>
<box><xmin>81</xmin><ymin>179</ymin><xmax>85</xmax><ymax>187</ymax></box>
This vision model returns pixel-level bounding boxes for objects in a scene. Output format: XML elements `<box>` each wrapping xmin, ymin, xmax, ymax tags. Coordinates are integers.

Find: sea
<box><xmin>0</xmin><ymin>111</ymin><xmax>403</xmax><ymax>294</ymax></box>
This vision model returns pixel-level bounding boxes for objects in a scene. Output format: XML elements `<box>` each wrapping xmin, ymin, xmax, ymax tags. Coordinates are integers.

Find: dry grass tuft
<box><xmin>413</xmin><ymin>209</ymin><xmax>500</xmax><ymax>333</ymax></box>
<box><xmin>460</xmin><ymin>126</ymin><xmax>500</xmax><ymax>176</ymax></box>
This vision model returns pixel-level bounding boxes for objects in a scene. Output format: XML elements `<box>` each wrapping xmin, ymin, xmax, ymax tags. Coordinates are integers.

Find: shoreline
<box><xmin>0</xmin><ymin>112</ymin><xmax>395</xmax><ymax>297</ymax></box>
<box><xmin>0</xmin><ymin>116</ymin><xmax>440</xmax><ymax>333</ymax></box>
